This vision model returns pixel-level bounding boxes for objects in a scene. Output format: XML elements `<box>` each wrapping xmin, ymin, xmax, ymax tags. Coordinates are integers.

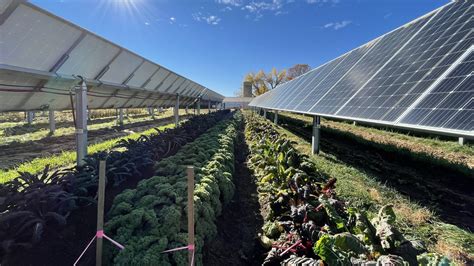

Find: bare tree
<box><xmin>287</xmin><ymin>64</ymin><xmax>311</xmax><ymax>80</ymax></box>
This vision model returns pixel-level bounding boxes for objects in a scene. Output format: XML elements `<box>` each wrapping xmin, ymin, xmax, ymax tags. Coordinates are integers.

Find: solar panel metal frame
<box><xmin>0</xmin><ymin>0</ymin><xmax>223</xmax><ymax>112</ymax></box>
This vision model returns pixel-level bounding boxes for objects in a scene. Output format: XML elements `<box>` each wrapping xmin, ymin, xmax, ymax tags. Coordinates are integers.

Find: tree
<box><xmin>233</xmin><ymin>87</ymin><xmax>243</xmax><ymax>97</ymax></box>
<box><xmin>245</xmin><ymin>68</ymin><xmax>287</xmax><ymax>96</ymax></box>
<box><xmin>287</xmin><ymin>64</ymin><xmax>311</xmax><ymax>80</ymax></box>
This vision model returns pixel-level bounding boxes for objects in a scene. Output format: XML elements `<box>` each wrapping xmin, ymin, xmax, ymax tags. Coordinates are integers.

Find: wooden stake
<box><xmin>187</xmin><ymin>166</ymin><xmax>195</xmax><ymax>266</ymax></box>
<box><xmin>96</xmin><ymin>160</ymin><xmax>106</xmax><ymax>266</ymax></box>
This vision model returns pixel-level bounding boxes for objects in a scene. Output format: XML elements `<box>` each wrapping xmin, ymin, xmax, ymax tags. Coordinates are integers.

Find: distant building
<box><xmin>242</xmin><ymin>81</ymin><xmax>253</xmax><ymax>97</ymax></box>
<box><xmin>222</xmin><ymin>82</ymin><xmax>254</xmax><ymax>109</ymax></box>
<box><xmin>222</xmin><ymin>97</ymin><xmax>253</xmax><ymax>109</ymax></box>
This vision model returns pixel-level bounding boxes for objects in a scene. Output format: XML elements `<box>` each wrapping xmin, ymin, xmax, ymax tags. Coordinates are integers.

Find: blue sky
<box><xmin>31</xmin><ymin>0</ymin><xmax>448</xmax><ymax>97</ymax></box>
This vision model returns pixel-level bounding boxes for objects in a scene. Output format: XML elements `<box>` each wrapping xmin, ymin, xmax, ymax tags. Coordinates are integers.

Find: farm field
<box><xmin>1</xmin><ymin>1</ymin><xmax>473</xmax><ymax>265</ymax></box>
<box><xmin>1</xmin><ymin>110</ymin><xmax>232</xmax><ymax>265</ymax></box>
<box><xmin>250</xmin><ymin>111</ymin><xmax>473</xmax><ymax>263</ymax></box>
<box><xmin>0</xmin><ymin>110</ymin><xmax>472</xmax><ymax>265</ymax></box>
<box><xmin>0</xmin><ymin>109</ymin><xmax>193</xmax><ymax>176</ymax></box>
<box><xmin>265</xmin><ymin>112</ymin><xmax>474</xmax><ymax>231</ymax></box>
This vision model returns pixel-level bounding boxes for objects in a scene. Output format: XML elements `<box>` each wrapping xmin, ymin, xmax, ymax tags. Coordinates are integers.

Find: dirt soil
<box><xmin>279</xmin><ymin>117</ymin><xmax>474</xmax><ymax>231</ymax></box>
<box><xmin>0</xmin><ymin>115</ymin><xmax>190</xmax><ymax>170</ymax></box>
<box><xmin>203</xmin><ymin>123</ymin><xmax>266</xmax><ymax>266</ymax></box>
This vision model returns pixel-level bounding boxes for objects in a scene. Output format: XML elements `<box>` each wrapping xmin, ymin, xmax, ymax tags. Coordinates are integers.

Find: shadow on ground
<box><xmin>203</xmin><ymin>122</ymin><xmax>266</xmax><ymax>266</ymax></box>
<box><xmin>275</xmin><ymin>114</ymin><xmax>474</xmax><ymax>231</ymax></box>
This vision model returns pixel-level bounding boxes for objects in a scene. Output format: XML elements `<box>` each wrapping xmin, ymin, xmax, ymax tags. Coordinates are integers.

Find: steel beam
<box><xmin>263</xmin><ymin>109</ymin><xmax>267</xmax><ymax>119</ymax></box>
<box><xmin>49</xmin><ymin>110</ymin><xmax>55</xmax><ymax>133</ymax></box>
<box><xmin>197</xmin><ymin>98</ymin><xmax>201</xmax><ymax>115</ymax></box>
<box><xmin>75</xmin><ymin>81</ymin><xmax>88</xmax><ymax>166</ymax></box>
<box><xmin>208</xmin><ymin>100</ymin><xmax>211</xmax><ymax>114</ymax></box>
<box><xmin>26</xmin><ymin>111</ymin><xmax>34</xmax><ymax>124</ymax></box>
<box><xmin>274</xmin><ymin>110</ymin><xmax>278</xmax><ymax>125</ymax></box>
<box><xmin>118</xmin><ymin>108</ymin><xmax>124</xmax><ymax>126</ymax></box>
<box><xmin>174</xmin><ymin>94</ymin><xmax>180</xmax><ymax>127</ymax></box>
<box><xmin>459</xmin><ymin>137</ymin><xmax>465</xmax><ymax>146</ymax></box>
<box><xmin>312</xmin><ymin>116</ymin><xmax>321</xmax><ymax>155</ymax></box>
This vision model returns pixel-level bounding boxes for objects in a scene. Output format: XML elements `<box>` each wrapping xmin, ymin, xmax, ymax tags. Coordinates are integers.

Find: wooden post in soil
<box><xmin>187</xmin><ymin>166</ymin><xmax>195</xmax><ymax>266</ymax></box>
<box><xmin>96</xmin><ymin>160</ymin><xmax>106</xmax><ymax>266</ymax></box>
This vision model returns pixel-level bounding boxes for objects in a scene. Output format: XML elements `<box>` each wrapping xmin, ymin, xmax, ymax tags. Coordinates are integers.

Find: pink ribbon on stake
<box><xmin>73</xmin><ymin>230</ymin><xmax>125</xmax><ymax>266</ymax></box>
<box><xmin>161</xmin><ymin>244</ymin><xmax>195</xmax><ymax>266</ymax></box>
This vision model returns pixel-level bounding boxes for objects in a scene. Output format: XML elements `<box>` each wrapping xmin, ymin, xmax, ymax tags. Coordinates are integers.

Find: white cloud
<box><xmin>323</xmin><ymin>20</ymin><xmax>351</xmax><ymax>30</ymax></box>
<box><xmin>193</xmin><ymin>12</ymin><xmax>222</xmax><ymax>25</ymax></box>
<box><xmin>169</xmin><ymin>17</ymin><xmax>176</xmax><ymax>24</ymax></box>
<box><xmin>240</xmin><ymin>0</ymin><xmax>285</xmax><ymax>20</ymax></box>
<box><xmin>307</xmin><ymin>0</ymin><xmax>340</xmax><ymax>3</ymax></box>
<box><xmin>144</xmin><ymin>22</ymin><xmax>150</xmax><ymax>26</ymax></box>
<box><xmin>216</xmin><ymin>0</ymin><xmax>242</xmax><ymax>6</ymax></box>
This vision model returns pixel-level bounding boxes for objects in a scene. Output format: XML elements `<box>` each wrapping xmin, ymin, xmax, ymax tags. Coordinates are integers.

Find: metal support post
<box><xmin>312</xmin><ymin>116</ymin><xmax>321</xmax><ymax>155</ymax></box>
<box><xmin>274</xmin><ymin>110</ymin><xmax>278</xmax><ymax>125</ymax></box>
<box><xmin>459</xmin><ymin>137</ymin><xmax>465</xmax><ymax>146</ymax></box>
<box><xmin>208</xmin><ymin>100</ymin><xmax>211</xmax><ymax>114</ymax></box>
<box><xmin>185</xmin><ymin>106</ymin><xmax>189</xmax><ymax>114</ymax></box>
<box><xmin>49</xmin><ymin>110</ymin><xmax>55</xmax><ymax>134</ymax></box>
<box><xmin>149</xmin><ymin>107</ymin><xmax>155</xmax><ymax>119</ymax></box>
<box><xmin>26</xmin><ymin>111</ymin><xmax>34</xmax><ymax>124</ymax></box>
<box><xmin>174</xmin><ymin>94</ymin><xmax>180</xmax><ymax>127</ymax></box>
<box><xmin>75</xmin><ymin>80</ymin><xmax>88</xmax><ymax>166</ymax></box>
<box><xmin>197</xmin><ymin>99</ymin><xmax>201</xmax><ymax>115</ymax></box>
<box><xmin>263</xmin><ymin>109</ymin><xmax>267</xmax><ymax>119</ymax></box>
<box><xmin>118</xmin><ymin>108</ymin><xmax>124</xmax><ymax>126</ymax></box>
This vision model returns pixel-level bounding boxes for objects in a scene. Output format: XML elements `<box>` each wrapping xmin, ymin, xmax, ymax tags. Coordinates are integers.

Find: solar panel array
<box><xmin>0</xmin><ymin>0</ymin><xmax>223</xmax><ymax>112</ymax></box>
<box><xmin>250</xmin><ymin>0</ymin><xmax>473</xmax><ymax>137</ymax></box>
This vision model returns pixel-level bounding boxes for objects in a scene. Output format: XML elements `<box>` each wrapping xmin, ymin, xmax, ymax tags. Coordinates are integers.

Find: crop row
<box><xmin>0</xmin><ymin>110</ymin><xmax>231</xmax><ymax>258</ymax></box>
<box><xmin>104</xmin><ymin>112</ymin><xmax>242</xmax><ymax>265</ymax></box>
<box><xmin>244</xmin><ymin>113</ymin><xmax>450</xmax><ymax>265</ymax></box>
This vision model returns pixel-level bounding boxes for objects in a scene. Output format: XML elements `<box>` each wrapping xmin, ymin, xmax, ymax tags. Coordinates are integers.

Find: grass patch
<box><xmin>0</xmin><ymin>123</ymin><xmax>175</xmax><ymax>183</ymax></box>
<box><xmin>0</xmin><ymin>109</ymin><xmax>183</xmax><ymax>145</ymax></box>
<box><xmin>279</xmin><ymin>112</ymin><xmax>473</xmax><ymax>167</ymax></box>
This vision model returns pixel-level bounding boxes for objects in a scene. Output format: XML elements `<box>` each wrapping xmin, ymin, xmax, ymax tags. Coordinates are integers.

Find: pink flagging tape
<box><xmin>280</xmin><ymin>240</ymin><xmax>302</xmax><ymax>256</ymax></box>
<box><xmin>161</xmin><ymin>244</ymin><xmax>195</xmax><ymax>266</ymax></box>
<box><xmin>73</xmin><ymin>231</ymin><xmax>125</xmax><ymax>266</ymax></box>
<box><xmin>73</xmin><ymin>235</ymin><xmax>96</xmax><ymax>266</ymax></box>
<box><xmin>96</xmin><ymin>230</ymin><xmax>105</xmax><ymax>238</ymax></box>
<box><xmin>103</xmin><ymin>234</ymin><xmax>125</xmax><ymax>250</ymax></box>
<box><xmin>161</xmin><ymin>244</ymin><xmax>194</xmax><ymax>253</ymax></box>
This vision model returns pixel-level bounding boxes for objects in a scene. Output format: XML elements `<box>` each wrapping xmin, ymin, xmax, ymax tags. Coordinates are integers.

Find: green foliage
<box><xmin>245</xmin><ymin>113</ymin><xmax>453</xmax><ymax>266</ymax></box>
<box><xmin>105</xmin><ymin>112</ymin><xmax>243</xmax><ymax>265</ymax></box>
<box><xmin>417</xmin><ymin>253</ymin><xmax>453</xmax><ymax>266</ymax></box>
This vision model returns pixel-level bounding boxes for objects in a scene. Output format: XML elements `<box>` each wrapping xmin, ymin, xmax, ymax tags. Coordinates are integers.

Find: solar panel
<box><xmin>400</xmin><ymin>48</ymin><xmax>473</xmax><ymax>131</ymax></box>
<box><xmin>311</xmin><ymin>12</ymin><xmax>434</xmax><ymax>115</ymax></box>
<box><xmin>250</xmin><ymin>0</ymin><xmax>473</xmax><ymax>137</ymax></box>
<box><xmin>337</xmin><ymin>1</ymin><xmax>473</xmax><ymax>121</ymax></box>
<box><xmin>0</xmin><ymin>1</ymin><xmax>223</xmax><ymax>112</ymax></box>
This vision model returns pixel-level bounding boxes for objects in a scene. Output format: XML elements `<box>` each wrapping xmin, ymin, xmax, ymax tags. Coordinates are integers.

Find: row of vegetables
<box><xmin>245</xmin><ymin>113</ymin><xmax>451</xmax><ymax>265</ymax></box>
<box><xmin>0</xmin><ymin>110</ymin><xmax>231</xmax><ymax>259</ymax></box>
<box><xmin>104</xmin><ymin>111</ymin><xmax>243</xmax><ymax>265</ymax></box>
